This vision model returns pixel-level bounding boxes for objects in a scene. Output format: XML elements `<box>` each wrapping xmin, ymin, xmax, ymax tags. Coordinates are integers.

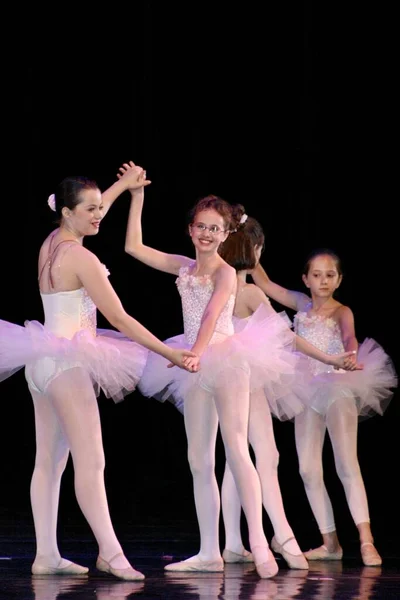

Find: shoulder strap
<box><xmin>38</xmin><ymin>237</ymin><xmax>79</xmax><ymax>289</ymax></box>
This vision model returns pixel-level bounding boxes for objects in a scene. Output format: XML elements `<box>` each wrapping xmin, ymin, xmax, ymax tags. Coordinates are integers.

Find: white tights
<box><xmin>221</xmin><ymin>390</ymin><xmax>301</xmax><ymax>554</ymax></box>
<box><xmin>183</xmin><ymin>373</ymin><xmax>270</xmax><ymax>565</ymax></box>
<box><xmin>29</xmin><ymin>367</ymin><xmax>125</xmax><ymax>566</ymax></box>
<box><xmin>295</xmin><ymin>398</ymin><xmax>370</xmax><ymax>534</ymax></box>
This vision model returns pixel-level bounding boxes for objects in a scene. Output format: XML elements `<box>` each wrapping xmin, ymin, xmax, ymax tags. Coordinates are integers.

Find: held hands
<box><xmin>332</xmin><ymin>350</ymin><xmax>363</xmax><ymax>371</ymax></box>
<box><xmin>116</xmin><ymin>161</ymin><xmax>151</xmax><ymax>191</ymax></box>
<box><xmin>167</xmin><ymin>349</ymin><xmax>200</xmax><ymax>373</ymax></box>
<box><xmin>181</xmin><ymin>354</ymin><xmax>201</xmax><ymax>373</ymax></box>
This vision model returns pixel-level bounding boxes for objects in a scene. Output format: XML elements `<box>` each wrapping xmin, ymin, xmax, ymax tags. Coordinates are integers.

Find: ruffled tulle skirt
<box><xmin>139</xmin><ymin>304</ymin><xmax>309</xmax><ymax>421</ymax></box>
<box><xmin>0</xmin><ymin>319</ymin><xmax>148</xmax><ymax>402</ymax></box>
<box><xmin>303</xmin><ymin>338</ymin><xmax>397</xmax><ymax>418</ymax></box>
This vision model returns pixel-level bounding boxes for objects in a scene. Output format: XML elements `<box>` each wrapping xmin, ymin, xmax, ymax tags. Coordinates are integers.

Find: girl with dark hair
<box><xmin>252</xmin><ymin>248</ymin><xmax>397</xmax><ymax>566</ymax></box>
<box><xmin>0</xmin><ymin>163</ymin><xmax>195</xmax><ymax>580</ymax></box>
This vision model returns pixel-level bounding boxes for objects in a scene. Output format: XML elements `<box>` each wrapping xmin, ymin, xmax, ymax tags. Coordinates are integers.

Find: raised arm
<box><xmin>124</xmin><ymin>186</ymin><xmax>191</xmax><ymax>275</ymax></box>
<box><xmin>251</xmin><ymin>263</ymin><xmax>308</xmax><ymax>311</ymax></box>
<box><xmin>100</xmin><ymin>161</ymin><xmax>150</xmax><ymax>218</ymax></box>
<box><xmin>72</xmin><ymin>246</ymin><xmax>196</xmax><ymax>369</ymax></box>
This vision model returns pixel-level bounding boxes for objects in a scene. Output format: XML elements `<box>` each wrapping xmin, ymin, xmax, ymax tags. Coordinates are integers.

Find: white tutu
<box><xmin>0</xmin><ymin>319</ymin><xmax>148</xmax><ymax>402</ymax></box>
<box><xmin>304</xmin><ymin>338</ymin><xmax>397</xmax><ymax>418</ymax></box>
<box><xmin>139</xmin><ymin>304</ymin><xmax>308</xmax><ymax>421</ymax></box>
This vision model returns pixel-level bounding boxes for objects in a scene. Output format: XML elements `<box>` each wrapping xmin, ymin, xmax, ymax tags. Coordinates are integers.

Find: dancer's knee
<box><xmin>335</xmin><ymin>456</ymin><xmax>362</xmax><ymax>484</ymax></box>
<box><xmin>34</xmin><ymin>449</ymin><xmax>69</xmax><ymax>480</ymax></box>
<box><xmin>72</xmin><ymin>447</ymin><xmax>105</xmax><ymax>477</ymax></box>
<box><xmin>299</xmin><ymin>460</ymin><xmax>323</xmax><ymax>489</ymax></box>
<box><xmin>187</xmin><ymin>447</ymin><xmax>214</xmax><ymax>479</ymax></box>
<box><xmin>255</xmin><ymin>447</ymin><xmax>279</xmax><ymax>475</ymax></box>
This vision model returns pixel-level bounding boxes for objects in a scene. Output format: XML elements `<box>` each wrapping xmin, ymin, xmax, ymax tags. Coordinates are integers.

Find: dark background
<box><xmin>1</xmin><ymin>3</ymin><xmax>398</xmax><ymax>558</ymax></box>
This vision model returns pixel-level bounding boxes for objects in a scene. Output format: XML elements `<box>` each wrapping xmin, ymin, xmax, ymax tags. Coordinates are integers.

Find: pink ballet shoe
<box><xmin>271</xmin><ymin>536</ymin><xmax>309</xmax><ymax>570</ymax></box>
<box><xmin>31</xmin><ymin>558</ymin><xmax>89</xmax><ymax>576</ymax></box>
<box><xmin>253</xmin><ymin>548</ymin><xmax>279</xmax><ymax>579</ymax></box>
<box><xmin>164</xmin><ymin>557</ymin><xmax>224</xmax><ymax>572</ymax></box>
<box><xmin>222</xmin><ymin>548</ymin><xmax>253</xmax><ymax>563</ymax></box>
<box><xmin>96</xmin><ymin>552</ymin><xmax>145</xmax><ymax>581</ymax></box>
<box><xmin>304</xmin><ymin>544</ymin><xmax>343</xmax><ymax>561</ymax></box>
<box><xmin>361</xmin><ymin>542</ymin><xmax>382</xmax><ymax>566</ymax></box>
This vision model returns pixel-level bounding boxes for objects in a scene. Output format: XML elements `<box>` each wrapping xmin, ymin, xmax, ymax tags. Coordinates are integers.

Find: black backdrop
<box><xmin>1</xmin><ymin>4</ymin><xmax>398</xmax><ymax>555</ymax></box>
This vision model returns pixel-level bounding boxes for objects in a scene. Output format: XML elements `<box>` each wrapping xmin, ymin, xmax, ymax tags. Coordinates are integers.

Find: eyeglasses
<box><xmin>191</xmin><ymin>222</ymin><xmax>226</xmax><ymax>235</ymax></box>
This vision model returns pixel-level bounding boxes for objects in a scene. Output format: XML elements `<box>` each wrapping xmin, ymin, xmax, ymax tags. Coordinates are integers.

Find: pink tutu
<box><xmin>0</xmin><ymin>319</ymin><xmax>148</xmax><ymax>402</ymax></box>
<box><xmin>139</xmin><ymin>304</ymin><xmax>308</xmax><ymax>421</ymax></box>
<box><xmin>304</xmin><ymin>338</ymin><xmax>397</xmax><ymax>418</ymax></box>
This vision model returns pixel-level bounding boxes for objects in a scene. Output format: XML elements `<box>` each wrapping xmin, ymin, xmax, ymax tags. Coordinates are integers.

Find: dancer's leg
<box><xmin>327</xmin><ymin>397</ymin><xmax>381</xmax><ymax>565</ymax></box>
<box><xmin>46</xmin><ymin>368</ymin><xmax>143</xmax><ymax>578</ymax></box>
<box><xmin>221</xmin><ymin>389</ymin><xmax>301</xmax><ymax>555</ymax></box>
<box><xmin>182</xmin><ymin>387</ymin><xmax>220</xmax><ymax>561</ymax></box>
<box><xmin>221</xmin><ymin>462</ymin><xmax>249</xmax><ymax>556</ymax></box>
<box><xmin>327</xmin><ymin>398</ymin><xmax>369</xmax><ymax>526</ymax></box>
<box><xmin>249</xmin><ymin>390</ymin><xmax>303</xmax><ymax>557</ymax></box>
<box><xmin>295</xmin><ymin>408</ymin><xmax>342</xmax><ymax>557</ymax></box>
<box><xmin>29</xmin><ymin>387</ymin><xmax>72</xmax><ymax>570</ymax></box>
<box><xmin>215</xmin><ymin>374</ymin><xmax>277</xmax><ymax>577</ymax></box>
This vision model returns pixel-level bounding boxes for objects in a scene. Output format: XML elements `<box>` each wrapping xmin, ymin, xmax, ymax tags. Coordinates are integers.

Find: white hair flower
<box><xmin>240</xmin><ymin>213</ymin><xmax>248</xmax><ymax>224</ymax></box>
<box><xmin>47</xmin><ymin>194</ymin><xmax>56</xmax><ymax>212</ymax></box>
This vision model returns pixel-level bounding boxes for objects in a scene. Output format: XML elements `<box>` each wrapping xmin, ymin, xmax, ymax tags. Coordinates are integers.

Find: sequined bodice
<box><xmin>176</xmin><ymin>266</ymin><xmax>235</xmax><ymax>345</ymax></box>
<box><xmin>294</xmin><ymin>310</ymin><xmax>344</xmax><ymax>375</ymax></box>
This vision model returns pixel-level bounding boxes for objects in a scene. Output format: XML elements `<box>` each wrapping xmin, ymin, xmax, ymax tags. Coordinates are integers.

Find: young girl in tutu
<box><xmin>217</xmin><ymin>208</ymin><xmax>310</xmax><ymax>570</ymax></box>
<box><xmin>252</xmin><ymin>249</ymin><xmax>397</xmax><ymax>566</ymax></box>
<box><xmin>0</xmin><ymin>163</ymin><xmax>195</xmax><ymax>580</ymax></box>
<box><xmin>122</xmin><ymin>164</ymin><xmax>357</xmax><ymax>578</ymax></box>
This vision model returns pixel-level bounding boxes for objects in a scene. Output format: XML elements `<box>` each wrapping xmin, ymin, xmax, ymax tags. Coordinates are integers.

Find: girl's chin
<box><xmin>86</xmin><ymin>227</ymin><xmax>100</xmax><ymax>235</ymax></box>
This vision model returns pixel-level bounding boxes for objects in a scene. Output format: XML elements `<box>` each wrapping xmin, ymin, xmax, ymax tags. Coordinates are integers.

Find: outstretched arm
<box><xmin>251</xmin><ymin>263</ymin><xmax>308</xmax><ymax>311</ymax></box>
<box><xmin>73</xmin><ymin>246</ymin><xmax>196</xmax><ymax>370</ymax></box>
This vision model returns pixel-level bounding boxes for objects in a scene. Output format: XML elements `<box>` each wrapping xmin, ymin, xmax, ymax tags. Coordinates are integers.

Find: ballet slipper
<box><xmin>164</xmin><ymin>557</ymin><xmax>224</xmax><ymax>572</ymax></box>
<box><xmin>271</xmin><ymin>536</ymin><xmax>309</xmax><ymax>569</ymax></box>
<box><xmin>361</xmin><ymin>542</ymin><xmax>382</xmax><ymax>566</ymax></box>
<box><xmin>96</xmin><ymin>552</ymin><xmax>145</xmax><ymax>581</ymax></box>
<box><xmin>222</xmin><ymin>548</ymin><xmax>253</xmax><ymax>563</ymax></box>
<box><xmin>31</xmin><ymin>558</ymin><xmax>89</xmax><ymax>575</ymax></box>
<box><xmin>252</xmin><ymin>547</ymin><xmax>279</xmax><ymax>579</ymax></box>
<box><xmin>304</xmin><ymin>544</ymin><xmax>343</xmax><ymax>561</ymax></box>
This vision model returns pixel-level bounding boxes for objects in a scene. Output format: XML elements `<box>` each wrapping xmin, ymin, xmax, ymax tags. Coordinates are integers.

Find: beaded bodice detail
<box><xmin>176</xmin><ymin>265</ymin><xmax>235</xmax><ymax>345</ymax></box>
<box><xmin>294</xmin><ymin>308</ymin><xmax>344</xmax><ymax>375</ymax></box>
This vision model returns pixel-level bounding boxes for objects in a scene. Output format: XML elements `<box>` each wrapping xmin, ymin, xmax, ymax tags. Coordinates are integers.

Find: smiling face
<box><xmin>189</xmin><ymin>208</ymin><xmax>229</xmax><ymax>254</ymax></box>
<box><xmin>62</xmin><ymin>187</ymin><xmax>104</xmax><ymax>237</ymax></box>
<box><xmin>302</xmin><ymin>254</ymin><xmax>342</xmax><ymax>299</ymax></box>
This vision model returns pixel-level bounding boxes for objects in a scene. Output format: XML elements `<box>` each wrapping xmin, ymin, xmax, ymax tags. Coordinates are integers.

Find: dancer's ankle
<box><xmin>321</xmin><ymin>531</ymin><xmax>341</xmax><ymax>553</ymax></box>
<box><xmin>251</xmin><ymin>545</ymin><xmax>270</xmax><ymax>566</ymax></box>
<box><xmin>100</xmin><ymin>551</ymin><xmax>130</xmax><ymax>570</ymax></box>
<box><xmin>33</xmin><ymin>552</ymin><xmax>62</xmax><ymax>567</ymax></box>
